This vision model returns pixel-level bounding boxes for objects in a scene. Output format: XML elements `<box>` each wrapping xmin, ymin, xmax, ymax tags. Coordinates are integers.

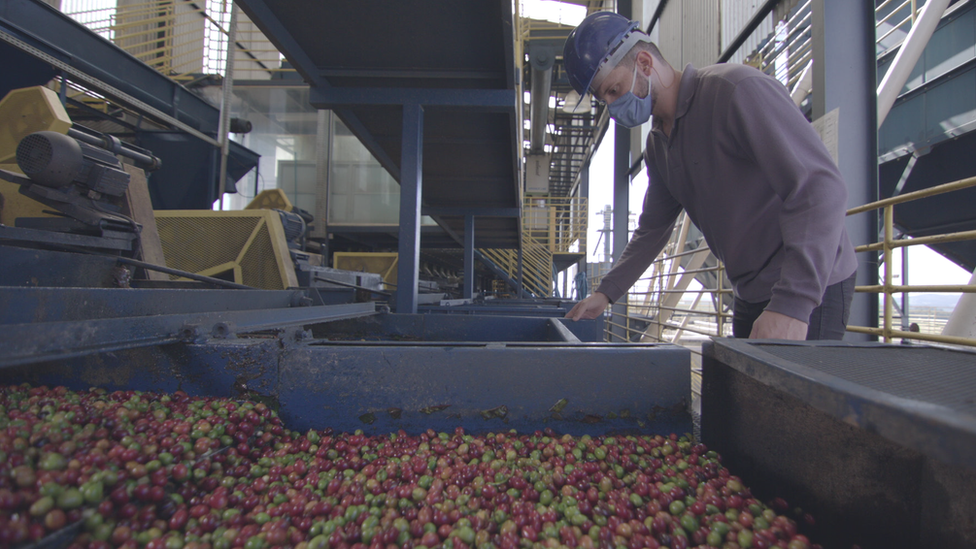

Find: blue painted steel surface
<box><xmin>0</xmin><ymin>302</ymin><xmax>377</xmax><ymax>368</ymax></box>
<box><xmin>309</xmin><ymin>87</ymin><xmax>518</xmax><ymax>110</ymax></box>
<box><xmin>0</xmin><ymin>339</ymin><xmax>690</xmax><ymax>437</ymax></box>
<box><xmin>278</xmin><ymin>343</ymin><xmax>690</xmax><ymax>436</ymax></box>
<box><xmin>309</xmin><ymin>313</ymin><xmax>599</xmax><ymax>343</ymax></box>
<box><xmin>611</xmin><ymin>122</ymin><xmax>631</xmax><ymax>341</ymax></box>
<box><xmin>0</xmin><ymin>245</ymin><xmax>120</xmax><ymax>288</ymax></box>
<box><xmin>0</xmin><ymin>340</ymin><xmax>282</xmax><ymax>405</ymax></box>
<box><xmin>0</xmin><ymin>287</ymin><xmax>306</xmax><ymax>324</ymax></box>
<box><xmin>464</xmin><ymin>214</ymin><xmax>475</xmax><ymax>299</ymax></box>
<box><xmin>422</xmin><ymin>207</ymin><xmax>520</xmax><ymax>217</ymax></box>
<box><xmin>812</xmin><ymin>0</ymin><xmax>879</xmax><ymax>341</ymax></box>
<box><xmin>396</xmin><ymin>104</ymin><xmax>424</xmax><ymax>314</ymax></box>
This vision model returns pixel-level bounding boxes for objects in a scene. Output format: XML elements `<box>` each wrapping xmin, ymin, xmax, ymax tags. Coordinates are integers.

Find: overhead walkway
<box><xmin>0</xmin><ymin>0</ymin><xmax>259</xmax><ymax>210</ymax></box>
<box><xmin>233</xmin><ymin>0</ymin><xmax>523</xmax><ymax>311</ymax></box>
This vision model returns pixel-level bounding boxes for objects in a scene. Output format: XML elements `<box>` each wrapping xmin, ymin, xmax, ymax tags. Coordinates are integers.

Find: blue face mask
<box><xmin>607</xmin><ymin>64</ymin><xmax>653</xmax><ymax>128</ymax></box>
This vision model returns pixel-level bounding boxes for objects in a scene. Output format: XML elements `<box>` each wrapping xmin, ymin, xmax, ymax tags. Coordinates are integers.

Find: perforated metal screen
<box><xmin>758</xmin><ymin>344</ymin><xmax>976</xmax><ymax>416</ymax></box>
<box><xmin>154</xmin><ymin>211</ymin><xmax>292</xmax><ymax>290</ymax></box>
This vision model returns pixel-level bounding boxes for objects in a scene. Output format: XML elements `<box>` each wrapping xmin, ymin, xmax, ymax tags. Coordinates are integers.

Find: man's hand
<box><xmin>565</xmin><ymin>292</ymin><xmax>611</xmax><ymax>321</ymax></box>
<box><xmin>749</xmin><ymin>310</ymin><xmax>808</xmax><ymax>340</ymax></box>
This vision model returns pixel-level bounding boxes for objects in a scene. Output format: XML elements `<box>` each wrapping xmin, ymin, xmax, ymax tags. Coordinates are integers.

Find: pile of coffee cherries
<box><xmin>0</xmin><ymin>384</ymin><xmax>819</xmax><ymax>549</ymax></box>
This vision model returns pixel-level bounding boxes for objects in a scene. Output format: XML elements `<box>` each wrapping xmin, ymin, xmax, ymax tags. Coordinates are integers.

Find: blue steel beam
<box><xmin>464</xmin><ymin>214</ymin><xmax>475</xmax><ymax>299</ymax></box>
<box><xmin>396</xmin><ymin>104</ymin><xmax>424</xmax><ymax>314</ymax></box>
<box><xmin>610</xmin><ymin>0</ymin><xmax>632</xmax><ymax>342</ymax></box>
<box><xmin>422</xmin><ymin>207</ymin><xmax>519</xmax><ymax>217</ymax></box>
<box><xmin>309</xmin><ymin>87</ymin><xmax>517</xmax><ymax>110</ymax></box>
<box><xmin>813</xmin><ymin>0</ymin><xmax>878</xmax><ymax>341</ymax></box>
<box><xmin>1</xmin><ymin>302</ymin><xmax>378</xmax><ymax>369</ymax></box>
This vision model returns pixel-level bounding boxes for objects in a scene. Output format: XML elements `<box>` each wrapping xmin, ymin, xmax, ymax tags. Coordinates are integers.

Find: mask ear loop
<box><xmin>651</xmin><ymin>61</ymin><xmax>675</xmax><ymax>91</ymax></box>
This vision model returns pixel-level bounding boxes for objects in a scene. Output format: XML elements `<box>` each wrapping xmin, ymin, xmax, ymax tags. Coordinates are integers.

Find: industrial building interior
<box><xmin>1</xmin><ymin>0</ymin><xmax>975</xmax><ymax>548</ymax></box>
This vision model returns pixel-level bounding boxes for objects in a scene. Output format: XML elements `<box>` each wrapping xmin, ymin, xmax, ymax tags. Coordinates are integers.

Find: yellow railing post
<box><xmin>883</xmin><ymin>205</ymin><xmax>894</xmax><ymax>343</ymax></box>
<box><xmin>717</xmin><ymin>263</ymin><xmax>725</xmax><ymax>337</ymax></box>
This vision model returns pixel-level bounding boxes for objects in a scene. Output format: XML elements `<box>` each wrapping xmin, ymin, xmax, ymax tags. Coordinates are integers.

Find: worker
<box><xmin>563</xmin><ymin>12</ymin><xmax>857</xmax><ymax>340</ymax></box>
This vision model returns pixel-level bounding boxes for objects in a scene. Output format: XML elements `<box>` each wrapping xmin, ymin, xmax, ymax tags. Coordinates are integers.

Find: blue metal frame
<box><xmin>396</xmin><ymin>104</ymin><xmax>424</xmax><ymax>314</ymax></box>
<box><xmin>611</xmin><ymin>123</ymin><xmax>632</xmax><ymax>341</ymax></box>
<box><xmin>0</xmin><ymin>301</ymin><xmax>378</xmax><ymax>369</ymax></box>
<box><xmin>464</xmin><ymin>214</ymin><xmax>475</xmax><ymax>299</ymax></box>
<box><xmin>0</xmin><ymin>338</ymin><xmax>691</xmax><ymax>436</ymax></box>
<box><xmin>310</xmin><ymin>87</ymin><xmax>517</xmax><ymax>110</ymax></box>
<box><xmin>812</xmin><ymin>0</ymin><xmax>879</xmax><ymax>341</ymax></box>
<box><xmin>422</xmin><ymin>207</ymin><xmax>519</xmax><ymax>217</ymax></box>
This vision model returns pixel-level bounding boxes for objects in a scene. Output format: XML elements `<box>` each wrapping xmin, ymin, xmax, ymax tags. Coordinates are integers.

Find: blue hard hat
<box><xmin>563</xmin><ymin>11</ymin><xmax>641</xmax><ymax>97</ymax></box>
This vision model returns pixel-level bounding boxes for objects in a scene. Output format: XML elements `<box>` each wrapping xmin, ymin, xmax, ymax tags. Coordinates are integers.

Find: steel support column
<box><xmin>611</xmin><ymin>125</ymin><xmax>632</xmax><ymax>341</ymax></box>
<box><xmin>609</xmin><ymin>0</ymin><xmax>633</xmax><ymax>342</ymax></box>
<box><xmin>578</xmin><ymin>159</ymin><xmax>590</xmax><ymax>289</ymax></box>
<box><xmin>396</xmin><ymin>104</ymin><xmax>424</xmax><ymax>314</ymax></box>
<box><xmin>464</xmin><ymin>214</ymin><xmax>475</xmax><ymax>299</ymax></box>
<box><xmin>813</xmin><ymin>0</ymin><xmax>878</xmax><ymax>341</ymax></box>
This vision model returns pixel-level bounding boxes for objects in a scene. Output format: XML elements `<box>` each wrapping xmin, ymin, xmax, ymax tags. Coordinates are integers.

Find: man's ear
<box><xmin>635</xmin><ymin>50</ymin><xmax>654</xmax><ymax>77</ymax></box>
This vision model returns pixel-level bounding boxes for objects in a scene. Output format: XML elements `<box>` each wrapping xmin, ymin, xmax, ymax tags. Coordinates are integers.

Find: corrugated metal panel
<box><xmin>721</xmin><ymin>0</ymin><xmax>765</xmax><ymax>53</ymax></box>
<box><xmin>683</xmin><ymin>1</ymin><xmax>720</xmax><ymax>66</ymax></box>
<box><xmin>659</xmin><ymin>1</ymin><xmax>683</xmax><ymax>65</ymax></box>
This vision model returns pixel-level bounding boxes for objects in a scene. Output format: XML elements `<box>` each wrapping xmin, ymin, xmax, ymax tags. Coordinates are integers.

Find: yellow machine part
<box><xmin>0</xmin><ymin>86</ymin><xmax>74</xmax><ymax>225</ymax></box>
<box><xmin>0</xmin><ymin>86</ymin><xmax>72</xmax><ymax>165</ymax></box>
<box><xmin>245</xmin><ymin>188</ymin><xmax>293</xmax><ymax>212</ymax></box>
<box><xmin>333</xmin><ymin>252</ymin><xmax>398</xmax><ymax>288</ymax></box>
<box><xmin>154</xmin><ymin>210</ymin><xmax>299</xmax><ymax>290</ymax></box>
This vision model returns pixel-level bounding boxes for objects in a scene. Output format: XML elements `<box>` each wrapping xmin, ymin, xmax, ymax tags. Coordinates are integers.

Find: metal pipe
<box><xmin>217</xmin><ymin>1</ymin><xmax>238</xmax><ymax>209</ymax></box>
<box><xmin>877</xmin><ymin>0</ymin><xmax>951</xmax><ymax>127</ymax></box>
<box><xmin>116</xmin><ymin>257</ymin><xmax>251</xmax><ymax>289</ymax></box>
<box><xmin>529</xmin><ymin>47</ymin><xmax>553</xmax><ymax>154</ymax></box>
<box><xmin>67</xmin><ymin>127</ymin><xmax>161</xmax><ymax>171</ymax></box>
<box><xmin>857</xmin><ymin>284</ymin><xmax>976</xmax><ymax>293</ymax></box>
<box><xmin>848</xmin><ymin>175</ymin><xmax>976</xmax><ymax>214</ymax></box>
<box><xmin>856</xmin><ymin>229</ymin><xmax>976</xmax><ymax>252</ymax></box>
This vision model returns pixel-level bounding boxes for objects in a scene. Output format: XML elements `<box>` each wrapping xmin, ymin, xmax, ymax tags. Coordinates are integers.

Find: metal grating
<box><xmin>155</xmin><ymin>215</ymin><xmax>259</xmax><ymax>275</ymax></box>
<box><xmin>239</xmin><ymin>222</ymin><xmax>280</xmax><ymax>289</ymax></box>
<box><xmin>154</xmin><ymin>211</ymin><xmax>294</xmax><ymax>290</ymax></box>
<box><xmin>758</xmin><ymin>345</ymin><xmax>976</xmax><ymax>417</ymax></box>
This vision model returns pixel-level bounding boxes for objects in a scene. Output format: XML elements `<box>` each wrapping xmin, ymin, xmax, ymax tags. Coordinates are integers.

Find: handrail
<box><xmin>598</xmin><ymin>172</ymin><xmax>976</xmax><ymax>349</ymax></box>
<box><xmin>63</xmin><ymin>0</ymin><xmax>294</xmax><ymax>81</ymax></box>
<box><xmin>846</xmin><ymin>174</ymin><xmax>976</xmax><ymax>345</ymax></box>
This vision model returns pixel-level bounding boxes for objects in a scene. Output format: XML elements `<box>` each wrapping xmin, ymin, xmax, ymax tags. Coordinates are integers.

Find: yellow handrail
<box><xmin>847</xmin><ymin>175</ymin><xmax>976</xmax><ymax>344</ymax></box>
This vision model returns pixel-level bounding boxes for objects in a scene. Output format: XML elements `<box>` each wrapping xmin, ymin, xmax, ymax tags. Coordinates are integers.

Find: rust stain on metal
<box><xmin>419</xmin><ymin>404</ymin><xmax>451</xmax><ymax>415</ymax></box>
